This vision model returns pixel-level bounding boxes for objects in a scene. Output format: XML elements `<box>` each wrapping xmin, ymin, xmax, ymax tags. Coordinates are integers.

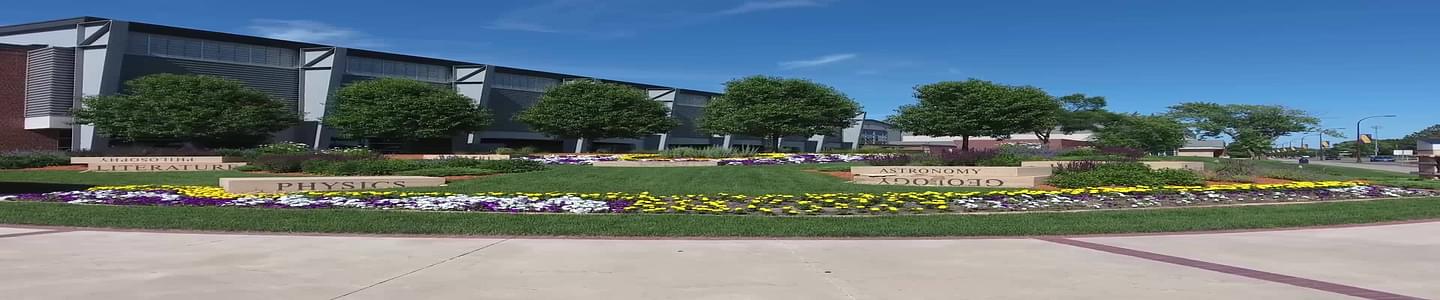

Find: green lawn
<box><xmin>2</xmin><ymin>197</ymin><xmax>1438</xmax><ymax>237</ymax></box>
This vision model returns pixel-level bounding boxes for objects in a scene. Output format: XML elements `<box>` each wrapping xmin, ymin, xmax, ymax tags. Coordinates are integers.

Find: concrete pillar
<box><xmin>453</xmin><ymin>65</ymin><xmax>490</xmax><ymax>152</ymax></box>
<box><xmin>299</xmin><ymin>47</ymin><xmax>347</xmax><ymax>150</ymax></box>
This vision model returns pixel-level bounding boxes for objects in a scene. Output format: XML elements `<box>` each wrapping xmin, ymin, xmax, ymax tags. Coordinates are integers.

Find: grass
<box><xmin>2</xmin><ymin>197</ymin><xmax>1438</xmax><ymax>237</ymax></box>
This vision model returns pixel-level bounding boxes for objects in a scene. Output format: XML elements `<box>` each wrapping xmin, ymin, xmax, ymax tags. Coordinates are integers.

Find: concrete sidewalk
<box><xmin>1</xmin><ymin>223</ymin><xmax>1436</xmax><ymax>300</ymax></box>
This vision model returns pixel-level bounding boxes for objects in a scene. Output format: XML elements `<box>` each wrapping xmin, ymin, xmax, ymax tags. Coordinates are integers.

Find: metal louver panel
<box><xmin>24</xmin><ymin>47</ymin><xmax>76</xmax><ymax>117</ymax></box>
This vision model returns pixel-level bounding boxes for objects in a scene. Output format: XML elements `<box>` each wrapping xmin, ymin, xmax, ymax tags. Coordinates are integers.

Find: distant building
<box><xmin>1176</xmin><ymin>139</ymin><xmax>1226</xmax><ymax>157</ymax></box>
<box><xmin>841</xmin><ymin>119</ymin><xmax>901</xmax><ymax>147</ymax></box>
<box><xmin>0</xmin><ymin>16</ymin><xmax>874</xmax><ymax>153</ymax></box>
<box><xmin>1418</xmin><ymin>138</ymin><xmax>1440</xmax><ymax>156</ymax></box>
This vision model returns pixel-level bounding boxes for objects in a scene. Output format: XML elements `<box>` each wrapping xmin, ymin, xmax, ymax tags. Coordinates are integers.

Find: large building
<box><xmin>0</xmin><ymin>16</ymin><xmax>874</xmax><ymax>153</ymax></box>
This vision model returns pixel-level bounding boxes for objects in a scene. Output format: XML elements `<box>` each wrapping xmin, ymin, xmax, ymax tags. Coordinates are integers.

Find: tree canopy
<box><xmin>1092</xmin><ymin>114</ymin><xmax>1188</xmax><ymax>153</ymax></box>
<box><xmin>698</xmin><ymin>75</ymin><xmax>861</xmax><ymax>150</ymax></box>
<box><xmin>887</xmin><ymin>79</ymin><xmax>1057</xmax><ymax>150</ymax></box>
<box><xmin>323</xmin><ymin>78</ymin><xmax>491</xmax><ymax>143</ymax></box>
<box><xmin>517</xmin><ymin>80</ymin><xmax>678</xmax><ymax>151</ymax></box>
<box><xmin>1166</xmin><ymin>102</ymin><xmax>1319</xmax><ymax>158</ymax></box>
<box><xmin>74</xmin><ymin>74</ymin><xmax>299</xmax><ymax>148</ymax></box>
<box><xmin>1054</xmin><ymin>93</ymin><xmax>1117</xmax><ymax>134</ymax></box>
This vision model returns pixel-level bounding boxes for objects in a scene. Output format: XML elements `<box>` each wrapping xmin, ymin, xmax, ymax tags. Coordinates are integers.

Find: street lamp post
<box><xmin>1314</xmin><ymin>127</ymin><xmax>1345</xmax><ymax>160</ymax></box>
<box><xmin>1355</xmin><ymin>115</ymin><xmax>1397</xmax><ymax>163</ymax></box>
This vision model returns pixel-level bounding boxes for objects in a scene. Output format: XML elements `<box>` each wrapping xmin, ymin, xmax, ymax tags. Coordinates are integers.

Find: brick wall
<box><xmin>0</xmin><ymin>46</ymin><xmax>62</xmax><ymax>151</ymax></box>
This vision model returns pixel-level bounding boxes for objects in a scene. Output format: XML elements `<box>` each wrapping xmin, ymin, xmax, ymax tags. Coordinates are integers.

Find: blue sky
<box><xmin>3</xmin><ymin>0</ymin><xmax>1435</xmax><ymax>141</ymax></box>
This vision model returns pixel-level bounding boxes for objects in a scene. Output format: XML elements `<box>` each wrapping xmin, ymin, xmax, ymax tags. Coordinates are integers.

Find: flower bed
<box><xmin>520</xmin><ymin>153</ymin><xmax>877</xmax><ymax>165</ymax></box>
<box><xmin>3</xmin><ymin>182</ymin><xmax>1434</xmax><ymax>215</ymax></box>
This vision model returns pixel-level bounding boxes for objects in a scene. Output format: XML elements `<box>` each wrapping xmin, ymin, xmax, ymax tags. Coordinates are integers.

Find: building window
<box><xmin>861</xmin><ymin>129</ymin><xmax>890</xmax><ymax>144</ymax></box>
<box><xmin>125</xmin><ymin>32</ymin><xmax>296</xmax><ymax>68</ymax></box>
<box><xmin>675</xmin><ymin>93</ymin><xmax>709</xmax><ymax>107</ymax></box>
<box><xmin>345</xmin><ymin>56</ymin><xmax>449</xmax><ymax>82</ymax></box>
<box><xmin>490</xmin><ymin>72</ymin><xmax>559</xmax><ymax>92</ymax></box>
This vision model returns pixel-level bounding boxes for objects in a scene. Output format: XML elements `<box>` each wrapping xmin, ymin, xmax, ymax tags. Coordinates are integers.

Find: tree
<box><xmin>699</xmin><ymin>75</ymin><xmax>861</xmax><ymax>151</ymax></box>
<box><xmin>1021</xmin><ymin>92</ymin><xmax>1064</xmax><ymax>145</ymax></box>
<box><xmin>74</xmin><ymin>74</ymin><xmax>299</xmax><ymax>148</ymax></box>
<box><xmin>887</xmin><ymin>79</ymin><xmax>1057</xmax><ymax>150</ymax></box>
<box><xmin>1399</xmin><ymin>124</ymin><xmax>1440</xmax><ymax>150</ymax></box>
<box><xmin>1166</xmin><ymin>102</ymin><xmax>1319</xmax><ymax>158</ymax></box>
<box><xmin>1054</xmin><ymin>93</ymin><xmax>1117</xmax><ymax>134</ymax></box>
<box><xmin>517</xmin><ymin>80</ymin><xmax>678</xmax><ymax>152</ymax></box>
<box><xmin>324</xmin><ymin>78</ymin><xmax>491</xmax><ymax>145</ymax></box>
<box><xmin>1092</xmin><ymin>114</ymin><xmax>1187</xmax><ymax>153</ymax></box>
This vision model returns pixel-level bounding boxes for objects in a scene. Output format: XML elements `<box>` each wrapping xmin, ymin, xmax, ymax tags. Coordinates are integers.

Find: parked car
<box><xmin>1370</xmin><ymin>155</ymin><xmax>1397</xmax><ymax>162</ymax></box>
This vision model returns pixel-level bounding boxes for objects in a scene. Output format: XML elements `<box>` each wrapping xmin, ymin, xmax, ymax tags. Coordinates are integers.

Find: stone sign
<box><xmin>420</xmin><ymin>154</ymin><xmax>511</xmax><ymax>160</ymax></box>
<box><xmin>850</xmin><ymin>166</ymin><xmax>1051</xmax><ymax>177</ymax></box>
<box><xmin>87</xmin><ymin>162</ymin><xmax>247</xmax><ymax>172</ymax></box>
<box><xmin>71</xmin><ymin>156</ymin><xmax>225</xmax><ymax>164</ymax></box>
<box><xmin>850</xmin><ymin>166</ymin><xmax>1052</xmax><ymax>188</ymax></box>
<box><xmin>593</xmin><ymin>161</ymin><xmax>720</xmax><ymax>167</ymax></box>
<box><xmin>219</xmin><ymin>176</ymin><xmax>446</xmax><ymax>193</ymax></box>
<box><xmin>851</xmin><ymin>175</ymin><xmax>1049</xmax><ymax>188</ymax></box>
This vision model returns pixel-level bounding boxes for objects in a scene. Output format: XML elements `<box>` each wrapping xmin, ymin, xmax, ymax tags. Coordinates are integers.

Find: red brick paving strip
<box><xmin>1037</xmin><ymin>237</ymin><xmax>1427</xmax><ymax>300</ymax></box>
<box><xmin>0</xmin><ymin>230</ymin><xmax>70</xmax><ymax>239</ymax></box>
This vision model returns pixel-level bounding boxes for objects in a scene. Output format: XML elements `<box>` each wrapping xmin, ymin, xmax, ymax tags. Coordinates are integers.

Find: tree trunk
<box><xmin>960</xmin><ymin>135</ymin><xmax>971</xmax><ymax>151</ymax></box>
<box><xmin>764</xmin><ymin>135</ymin><xmax>780</xmax><ymax>152</ymax></box>
<box><xmin>1035</xmin><ymin>131</ymin><xmax>1051</xmax><ymax>145</ymax></box>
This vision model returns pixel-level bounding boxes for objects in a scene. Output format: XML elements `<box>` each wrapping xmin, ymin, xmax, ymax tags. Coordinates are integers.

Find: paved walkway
<box><xmin>2</xmin><ymin>222</ymin><xmax>1438</xmax><ymax>300</ymax></box>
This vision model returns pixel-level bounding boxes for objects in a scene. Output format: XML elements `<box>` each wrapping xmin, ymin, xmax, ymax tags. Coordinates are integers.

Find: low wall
<box><xmin>71</xmin><ymin>156</ymin><xmax>225</xmax><ymax>164</ymax></box>
<box><xmin>87</xmin><ymin>162</ymin><xmax>246</xmax><ymax>172</ymax></box>
<box><xmin>219</xmin><ymin>176</ymin><xmax>446</xmax><ymax>193</ymax></box>
<box><xmin>1021</xmin><ymin>161</ymin><xmax>1206</xmax><ymax>171</ymax></box>
<box><xmin>592</xmin><ymin>161</ymin><xmax>720</xmax><ymax>167</ymax></box>
<box><xmin>850</xmin><ymin>166</ymin><xmax>1052</xmax><ymax>188</ymax></box>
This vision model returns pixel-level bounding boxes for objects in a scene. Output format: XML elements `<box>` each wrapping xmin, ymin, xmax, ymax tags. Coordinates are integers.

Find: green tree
<box><xmin>517</xmin><ymin>80</ymin><xmax>678</xmax><ymax>152</ymax></box>
<box><xmin>1399</xmin><ymin>124</ymin><xmax>1440</xmax><ymax>150</ymax></box>
<box><xmin>74</xmin><ymin>74</ymin><xmax>298</xmax><ymax>148</ymax></box>
<box><xmin>1166</xmin><ymin>102</ymin><xmax>1319</xmax><ymax>158</ymax></box>
<box><xmin>1092</xmin><ymin>114</ymin><xmax>1188</xmax><ymax>153</ymax></box>
<box><xmin>887</xmin><ymin>79</ymin><xmax>1057</xmax><ymax>150</ymax></box>
<box><xmin>699</xmin><ymin>75</ymin><xmax>861</xmax><ymax>151</ymax></box>
<box><xmin>324</xmin><ymin>78</ymin><xmax>491</xmax><ymax>145</ymax></box>
<box><xmin>1054</xmin><ymin>93</ymin><xmax>1117</xmax><ymax>134</ymax></box>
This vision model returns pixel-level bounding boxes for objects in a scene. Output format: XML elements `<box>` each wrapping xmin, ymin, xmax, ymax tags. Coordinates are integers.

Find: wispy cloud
<box><xmin>717</xmin><ymin>0</ymin><xmax>826</xmax><ymax>15</ymax></box>
<box><xmin>247</xmin><ymin>19</ymin><xmax>385</xmax><ymax>48</ymax></box>
<box><xmin>484</xmin><ymin>20</ymin><xmax>563</xmax><ymax>33</ymax></box>
<box><xmin>779</xmin><ymin>53</ymin><xmax>858</xmax><ymax>69</ymax></box>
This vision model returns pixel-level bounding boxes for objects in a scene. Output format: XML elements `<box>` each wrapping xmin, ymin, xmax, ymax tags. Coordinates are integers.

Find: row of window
<box><xmin>126</xmin><ymin>32</ymin><xmax>296</xmax><ymax>68</ymax></box>
<box><xmin>675</xmin><ymin>93</ymin><xmax>710</xmax><ymax>107</ymax></box>
<box><xmin>489</xmin><ymin>73</ymin><xmax>560</xmax><ymax>92</ymax></box>
<box><xmin>345</xmin><ymin>56</ymin><xmax>450</xmax><ymax>82</ymax></box>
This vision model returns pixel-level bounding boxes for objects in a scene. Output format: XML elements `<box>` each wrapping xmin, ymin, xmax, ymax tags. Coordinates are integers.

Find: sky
<box><xmin>3</xmin><ymin>0</ymin><xmax>1435</xmax><ymax>142</ymax></box>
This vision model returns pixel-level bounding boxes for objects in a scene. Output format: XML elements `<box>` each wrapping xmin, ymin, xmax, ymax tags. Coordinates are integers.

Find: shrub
<box><xmin>865</xmin><ymin>154</ymin><xmax>911</xmax><ymax>166</ymax></box>
<box><xmin>937</xmin><ymin>149</ymin><xmax>999</xmax><ymax>166</ymax></box>
<box><xmin>1054</xmin><ymin>160</ymin><xmax>1102</xmax><ymax>174</ymax></box>
<box><xmin>996</xmin><ymin>144</ymin><xmax>1057</xmax><ymax>159</ymax></box>
<box><xmin>977</xmin><ymin>153</ymin><xmax>1024</xmax><ymax>166</ymax></box>
<box><xmin>0</xmin><ymin>151</ymin><xmax>70</xmax><ymax>169</ymax></box>
<box><xmin>1048</xmin><ymin>162</ymin><xmax>1204</xmax><ymax>188</ymax></box>
<box><xmin>1211</xmin><ymin>159</ymin><xmax>1258</xmax><ymax>182</ymax></box>
<box><xmin>1099</xmin><ymin>147</ymin><xmax>1145</xmax><ymax>160</ymax></box>
<box><xmin>251</xmin><ymin>153</ymin><xmax>363</xmax><ymax>173</ymax></box>
<box><xmin>300</xmin><ymin>158</ymin><xmax>546</xmax><ymax>176</ymax></box>
<box><xmin>494</xmin><ymin>147</ymin><xmax>516</xmax><ymax>155</ymax></box>
<box><xmin>303</xmin><ymin>159</ymin><xmax>418</xmax><ymax>176</ymax></box>
<box><xmin>1057</xmin><ymin>148</ymin><xmax>1100</xmax><ymax>157</ymax></box>
<box><xmin>255</xmin><ymin>142</ymin><xmax>311</xmax><ymax>155</ymax></box>
<box><xmin>321</xmin><ymin>147</ymin><xmax>377</xmax><ymax>158</ymax></box>
<box><xmin>1153</xmin><ymin>169</ymin><xmax>1206</xmax><ymax>186</ymax></box>
<box><xmin>394</xmin><ymin>167</ymin><xmax>496</xmax><ymax>177</ymax></box>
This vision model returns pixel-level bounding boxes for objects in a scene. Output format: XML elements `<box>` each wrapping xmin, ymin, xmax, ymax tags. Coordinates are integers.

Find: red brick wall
<box><xmin>0</xmin><ymin>46</ymin><xmax>62</xmax><ymax>151</ymax></box>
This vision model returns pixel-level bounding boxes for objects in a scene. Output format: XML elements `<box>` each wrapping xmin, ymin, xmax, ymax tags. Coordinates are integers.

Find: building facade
<box><xmin>0</xmin><ymin>17</ymin><xmax>864</xmax><ymax>153</ymax></box>
<box><xmin>900</xmin><ymin>130</ymin><xmax>1095</xmax><ymax>151</ymax></box>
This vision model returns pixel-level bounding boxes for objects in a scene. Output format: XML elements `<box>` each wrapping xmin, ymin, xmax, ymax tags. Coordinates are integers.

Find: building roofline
<box><xmin>2</xmin><ymin>16</ymin><xmax>721</xmax><ymax>95</ymax></box>
<box><xmin>0</xmin><ymin>16</ymin><xmax>106</xmax><ymax>35</ymax></box>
